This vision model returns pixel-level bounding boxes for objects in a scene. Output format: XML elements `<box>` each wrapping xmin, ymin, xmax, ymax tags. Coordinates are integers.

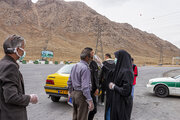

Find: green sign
<box><xmin>41</xmin><ymin>51</ymin><xmax>53</xmax><ymax>58</ymax></box>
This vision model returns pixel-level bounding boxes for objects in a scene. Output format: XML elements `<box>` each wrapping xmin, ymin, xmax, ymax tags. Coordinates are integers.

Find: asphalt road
<box><xmin>20</xmin><ymin>64</ymin><xmax>180</xmax><ymax>120</ymax></box>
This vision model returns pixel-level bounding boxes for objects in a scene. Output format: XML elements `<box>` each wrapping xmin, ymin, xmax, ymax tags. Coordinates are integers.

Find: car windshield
<box><xmin>56</xmin><ymin>64</ymin><xmax>75</xmax><ymax>74</ymax></box>
<box><xmin>172</xmin><ymin>75</ymin><xmax>180</xmax><ymax>79</ymax></box>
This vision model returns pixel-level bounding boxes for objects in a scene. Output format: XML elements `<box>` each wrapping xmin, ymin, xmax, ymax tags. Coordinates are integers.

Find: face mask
<box><xmin>19</xmin><ymin>51</ymin><xmax>26</xmax><ymax>61</ymax></box>
<box><xmin>114</xmin><ymin>58</ymin><xmax>118</xmax><ymax>64</ymax></box>
<box><xmin>15</xmin><ymin>48</ymin><xmax>26</xmax><ymax>61</ymax></box>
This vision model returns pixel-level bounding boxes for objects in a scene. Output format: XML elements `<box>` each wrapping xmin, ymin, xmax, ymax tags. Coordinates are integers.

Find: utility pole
<box><xmin>159</xmin><ymin>44</ymin><xmax>163</xmax><ymax>65</ymax></box>
<box><xmin>95</xmin><ymin>17</ymin><xmax>104</xmax><ymax>61</ymax></box>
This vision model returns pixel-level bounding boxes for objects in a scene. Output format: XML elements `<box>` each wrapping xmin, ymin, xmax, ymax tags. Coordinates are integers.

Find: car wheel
<box><xmin>154</xmin><ymin>84</ymin><xmax>169</xmax><ymax>97</ymax></box>
<box><xmin>51</xmin><ymin>96</ymin><xmax>61</xmax><ymax>102</ymax></box>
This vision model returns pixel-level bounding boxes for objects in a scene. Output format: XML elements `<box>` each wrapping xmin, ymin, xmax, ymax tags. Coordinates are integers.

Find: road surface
<box><xmin>19</xmin><ymin>64</ymin><xmax>180</xmax><ymax>120</ymax></box>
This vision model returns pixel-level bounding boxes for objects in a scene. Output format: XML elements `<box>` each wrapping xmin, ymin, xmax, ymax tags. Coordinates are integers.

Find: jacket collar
<box><xmin>106</xmin><ymin>58</ymin><xmax>114</xmax><ymax>61</ymax></box>
<box><xmin>80</xmin><ymin>60</ymin><xmax>89</xmax><ymax>66</ymax></box>
<box><xmin>3</xmin><ymin>55</ymin><xmax>19</xmax><ymax>69</ymax></box>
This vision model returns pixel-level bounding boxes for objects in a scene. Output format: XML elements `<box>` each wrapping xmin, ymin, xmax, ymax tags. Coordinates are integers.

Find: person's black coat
<box><xmin>98</xmin><ymin>59</ymin><xmax>116</xmax><ymax>120</ymax></box>
<box><xmin>0</xmin><ymin>55</ymin><xmax>30</xmax><ymax>120</ymax></box>
<box><xmin>89</xmin><ymin>60</ymin><xmax>99</xmax><ymax>94</ymax></box>
<box><xmin>110</xmin><ymin>50</ymin><xmax>134</xmax><ymax>120</ymax></box>
<box><xmin>88</xmin><ymin>60</ymin><xmax>99</xmax><ymax>120</ymax></box>
<box><xmin>104</xmin><ymin>70</ymin><xmax>114</xmax><ymax>120</ymax></box>
<box><xmin>99</xmin><ymin>59</ymin><xmax>115</xmax><ymax>90</ymax></box>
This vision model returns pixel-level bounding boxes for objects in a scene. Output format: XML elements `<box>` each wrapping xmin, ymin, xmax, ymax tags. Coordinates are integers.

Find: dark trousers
<box><xmin>72</xmin><ymin>91</ymin><xmax>88</xmax><ymax>120</ymax></box>
<box><xmin>88</xmin><ymin>94</ymin><xmax>97</xmax><ymax>120</ymax></box>
<box><xmin>101</xmin><ymin>88</ymin><xmax>105</xmax><ymax>103</ymax></box>
<box><xmin>100</xmin><ymin>82</ymin><xmax>106</xmax><ymax>103</ymax></box>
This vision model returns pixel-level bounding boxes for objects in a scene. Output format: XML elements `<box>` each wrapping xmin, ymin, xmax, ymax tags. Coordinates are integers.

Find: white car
<box><xmin>147</xmin><ymin>75</ymin><xmax>180</xmax><ymax>97</ymax></box>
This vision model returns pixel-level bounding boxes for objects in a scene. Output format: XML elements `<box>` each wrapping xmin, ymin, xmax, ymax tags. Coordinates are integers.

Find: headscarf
<box><xmin>113</xmin><ymin>50</ymin><xmax>133</xmax><ymax>85</ymax></box>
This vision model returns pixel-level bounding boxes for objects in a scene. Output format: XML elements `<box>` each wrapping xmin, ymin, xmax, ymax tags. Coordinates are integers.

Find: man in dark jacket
<box><xmin>99</xmin><ymin>53</ymin><xmax>115</xmax><ymax>105</ymax></box>
<box><xmin>99</xmin><ymin>53</ymin><xmax>115</xmax><ymax>120</ymax></box>
<box><xmin>0</xmin><ymin>35</ymin><xmax>38</xmax><ymax>120</ymax></box>
<box><xmin>84</xmin><ymin>48</ymin><xmax>99</xmax><ymax>120</ymax></box>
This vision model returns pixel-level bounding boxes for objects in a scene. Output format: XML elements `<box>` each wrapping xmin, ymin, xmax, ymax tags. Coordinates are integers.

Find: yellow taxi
<box><xmin>44</xmin><ymin>64</ymin><xmax>75</xmax><ymax>102</ymax></box>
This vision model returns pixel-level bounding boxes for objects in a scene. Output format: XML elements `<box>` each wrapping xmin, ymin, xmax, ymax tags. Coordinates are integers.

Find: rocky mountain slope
<box><xmin>0</xmin><ymin>0</ymin><xmax>179</xmax><ymax>64</ymax></box>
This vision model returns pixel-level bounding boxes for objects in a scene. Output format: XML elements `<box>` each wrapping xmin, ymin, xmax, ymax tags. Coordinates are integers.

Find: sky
<box><xmin>32</xmin><ymin>0</ymin><xmax>180</xmax><ymax>48</ymax></box>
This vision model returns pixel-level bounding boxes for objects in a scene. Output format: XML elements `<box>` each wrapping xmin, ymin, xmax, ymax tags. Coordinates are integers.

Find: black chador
<box><xmin>110</xmin><ymin>50</ymin><xmax>134</xmax><ymax>120</ymax></box>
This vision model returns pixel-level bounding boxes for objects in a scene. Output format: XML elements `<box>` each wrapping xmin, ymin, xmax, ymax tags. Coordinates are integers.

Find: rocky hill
<box><xmin>0</xmin><ymin>0</ymin><xmax>179</xmax><ymax>64</ymax></box>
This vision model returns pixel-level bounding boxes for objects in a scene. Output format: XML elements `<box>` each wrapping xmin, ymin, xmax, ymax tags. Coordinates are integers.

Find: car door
<box><xmin>175</xmin><ymin>76</ymin><xmax>180</xmax><ymax>95</ymax></box>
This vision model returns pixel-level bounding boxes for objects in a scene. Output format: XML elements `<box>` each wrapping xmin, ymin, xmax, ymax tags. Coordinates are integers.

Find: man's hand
<box><xmin>88</xmin><ymin>100</ymin><xmax>94</xmax><ymax>111</ymax></box>
<box><xmin>94</xmin><ymin>55</ymin><xmax>103</xmax><ymax>67</ymax></box>
<box><xmin>94</xmin><ymin>89</ymin><xmax>99</xmax><ymax>96</ymax></box>
<box><xmin>109</xmin><ymin>82</ymin><xmax>115</xmax><ymax>90</ymax></box>
<box><xmin>30</xmin><ymin>94</ymin><xmax>38</xmax><ymax>104</ymax></box>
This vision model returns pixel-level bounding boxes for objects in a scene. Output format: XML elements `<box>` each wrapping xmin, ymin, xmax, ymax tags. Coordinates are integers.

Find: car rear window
<box><xmin>57</xmin><ymin>64</ymin><xmax>75</xmax><ymax>74</ymax></box>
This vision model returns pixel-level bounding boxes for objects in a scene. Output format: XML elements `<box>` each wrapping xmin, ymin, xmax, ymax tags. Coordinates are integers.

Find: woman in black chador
<box><xmin>109</xmin><ymin>50</ymin><xmax>134</xmax><ymax>120</ymax></box>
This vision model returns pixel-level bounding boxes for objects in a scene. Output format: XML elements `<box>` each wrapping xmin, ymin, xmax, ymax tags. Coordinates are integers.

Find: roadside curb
<box><xmin>17</xmin><ymin>60</ymin><xmax>65</xmax><ymax>65</ymax></box>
